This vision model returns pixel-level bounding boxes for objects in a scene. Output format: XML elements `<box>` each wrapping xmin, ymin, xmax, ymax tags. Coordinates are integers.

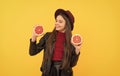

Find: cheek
<box><xmin>59</xmin><ymin>23</ymin><xmax>65</xmax><ymax>28</ymax></box>
<box><xmin>63</xmin><ymin>24</ymin><xmax>66</xmax><ymax>29</ymax></box>
<box><xmin>62</xmin><ymin>23</ymin><xmax>66</xmax><ymax>28</ymax></box>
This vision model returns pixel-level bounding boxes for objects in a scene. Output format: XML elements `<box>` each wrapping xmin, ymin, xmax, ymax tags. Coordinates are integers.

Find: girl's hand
<box><xmin>71</xmin><ymin>37</ymin><xmax>82</xmax><ymax>55</ymax></box>
<box><xmin>31</xmin><ymin>25</ymin><xmax>43</xmax><ymax>42</ymax></box>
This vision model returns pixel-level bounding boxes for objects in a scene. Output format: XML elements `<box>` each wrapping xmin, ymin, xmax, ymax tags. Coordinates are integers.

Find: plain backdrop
<box><xmin>0</xmin><ymin>0</ymin><xmax>120</xmax><ymax>76</ymax></box>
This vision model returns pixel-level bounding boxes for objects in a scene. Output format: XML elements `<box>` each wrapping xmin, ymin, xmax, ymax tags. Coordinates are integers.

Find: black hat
<box><xmin>55</xmin><ymin>9</ymin><xmax>75</xmax><ymax>31</ymax></box>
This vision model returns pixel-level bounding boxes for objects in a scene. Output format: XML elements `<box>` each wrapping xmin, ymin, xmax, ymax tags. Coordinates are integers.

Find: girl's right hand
<box><xmin>31</xmin><ymin>26</ymin><xmax>40</xmax><ymax>42</ymax></box>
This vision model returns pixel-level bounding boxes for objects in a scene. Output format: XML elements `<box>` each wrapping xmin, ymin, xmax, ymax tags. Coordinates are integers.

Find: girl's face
<box><xmin>55</xmin><ymin>15</ymin><xmax>66</xmax><ymax>33</ymax></box>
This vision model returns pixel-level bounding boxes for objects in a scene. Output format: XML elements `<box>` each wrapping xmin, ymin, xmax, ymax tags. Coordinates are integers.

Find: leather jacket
<box><xmin>29</xmin><ymin>32</ymin><xmax>80</xmax><ymax>76</ymax></box>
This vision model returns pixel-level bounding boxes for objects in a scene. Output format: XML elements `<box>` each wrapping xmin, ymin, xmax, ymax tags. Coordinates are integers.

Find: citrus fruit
<box><xmin>34</xmin><ymin>25</ymin><xmax>43</xmax><ymax>35</ymax></box>
<box><xmin>72</xmin><ymin>34</ymin><xmax>82</xmax><ymax>44</ymax></box>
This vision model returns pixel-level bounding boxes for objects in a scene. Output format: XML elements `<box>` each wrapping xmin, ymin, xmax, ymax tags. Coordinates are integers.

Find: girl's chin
<box><xmin>55</xmin><ymin>28</ymin><xmax>60</xmax><ymax>31</ymax></box>
<box><xmin>56</xmin><ymin>29</ymin><xmax>65</xmax><ymax>33</ymax></box>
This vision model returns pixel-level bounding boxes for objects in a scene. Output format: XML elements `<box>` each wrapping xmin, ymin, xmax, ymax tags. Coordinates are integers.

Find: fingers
<box><xmin>76</xmin><ymin>43</ymin><xmax>82</xmax><ymax>46</ymax></box>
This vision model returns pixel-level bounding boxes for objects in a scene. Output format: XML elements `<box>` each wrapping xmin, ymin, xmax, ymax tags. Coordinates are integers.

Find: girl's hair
<box><xmin>44</xmin><ymin>13</ymin><xmax>72</xmax><ymax>69</ymax></box>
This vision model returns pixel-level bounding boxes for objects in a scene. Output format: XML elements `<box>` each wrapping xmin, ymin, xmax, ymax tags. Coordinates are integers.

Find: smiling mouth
<box><xmin>55</xmin><ymin>25</ymin><xmax>60</xmax><ymax>28</ymax></box>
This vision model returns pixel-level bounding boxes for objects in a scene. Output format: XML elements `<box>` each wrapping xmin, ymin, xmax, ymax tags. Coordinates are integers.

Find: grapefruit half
<box><xmin>72</xmin><ymin>34</ymin><xmax>82</xmax><ymax>44</ymax></box>
<box><xmin>34</xmin><ymin>25</ymin><xmax>44</xmax><ymax>35</ymax></box>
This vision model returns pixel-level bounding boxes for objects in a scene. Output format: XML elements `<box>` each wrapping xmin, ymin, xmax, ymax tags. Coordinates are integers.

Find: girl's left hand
<box><xmin>71</xmin><ymin>39</ymin><xmax>82</xmax><ymax>55</ymax></box>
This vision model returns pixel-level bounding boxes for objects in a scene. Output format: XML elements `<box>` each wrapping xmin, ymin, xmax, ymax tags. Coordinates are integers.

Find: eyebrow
<box><xmin>56</xmin><ymin>19</ymin><xmax>63</xmax><ymax>22</ymax></box>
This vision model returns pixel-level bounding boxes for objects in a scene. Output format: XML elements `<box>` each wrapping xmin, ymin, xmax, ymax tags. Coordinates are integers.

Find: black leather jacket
<box><xmin>29</xmin><ymin>32</ymin><xmax>80</xmax><ymax>76</ymax></box>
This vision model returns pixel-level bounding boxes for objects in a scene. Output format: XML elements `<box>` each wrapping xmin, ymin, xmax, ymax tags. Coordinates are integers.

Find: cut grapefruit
<box><xmin>34</xmin><ymin>25</ymin><xmax>44</xmax><ymax>35</ymax></box>
<box><xmin>72</xmin><ymin>34</ymin><xmax>82</xmax><ymax>44</ymax></box>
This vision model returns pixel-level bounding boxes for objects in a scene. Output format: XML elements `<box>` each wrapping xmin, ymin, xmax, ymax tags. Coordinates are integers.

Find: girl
<box><xmin>29</xmin><ymin>8</ymin><xmax>82</xmax><ymax>76</ymax></box>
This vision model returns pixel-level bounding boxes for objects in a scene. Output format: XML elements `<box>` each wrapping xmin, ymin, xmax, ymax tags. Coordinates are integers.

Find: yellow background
<box><xmin>0</xmin><ymin>0</ymin><xmax>120</xmax><ymax>76</ymax></box>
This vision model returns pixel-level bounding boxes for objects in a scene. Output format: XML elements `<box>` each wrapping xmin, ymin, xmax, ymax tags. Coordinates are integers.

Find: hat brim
<box><xmin>55</xmin><ymin>9</ymin><xmax>67</xmax><ymax>18</ymax></box>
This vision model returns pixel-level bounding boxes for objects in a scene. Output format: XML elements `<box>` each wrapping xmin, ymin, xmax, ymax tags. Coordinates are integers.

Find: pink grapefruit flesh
<box><xmin>34</xmin><ymin>25</ymin><xmax>43</xmax><ymax>35</ymax></box>
<box><xmin>72</xmin><ymin>34</ymin><xmax>82</xmax><ymax>44</ymax></box>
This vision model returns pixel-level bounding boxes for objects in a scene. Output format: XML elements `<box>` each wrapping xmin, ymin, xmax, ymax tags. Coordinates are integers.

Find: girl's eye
<box><xmin>59</xmin><ymin>20</ymin><xmax>63</xmax><ymax>23</ymax></box>
<box><xmin>56</xmin><ymin>19</ymin><xmax>63</xmax><ymax>23</ymax></box>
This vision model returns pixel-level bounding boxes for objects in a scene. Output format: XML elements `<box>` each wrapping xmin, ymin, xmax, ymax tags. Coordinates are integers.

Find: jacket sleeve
<box><xmin>70</xmin><ymin>46</ymin><xmax>80</xmax><ymax>67</ymax></box>
<box><xmin>29</xmin><ymin>33</ymin><xmax>49</xmax><ymax>56</ymax></box>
